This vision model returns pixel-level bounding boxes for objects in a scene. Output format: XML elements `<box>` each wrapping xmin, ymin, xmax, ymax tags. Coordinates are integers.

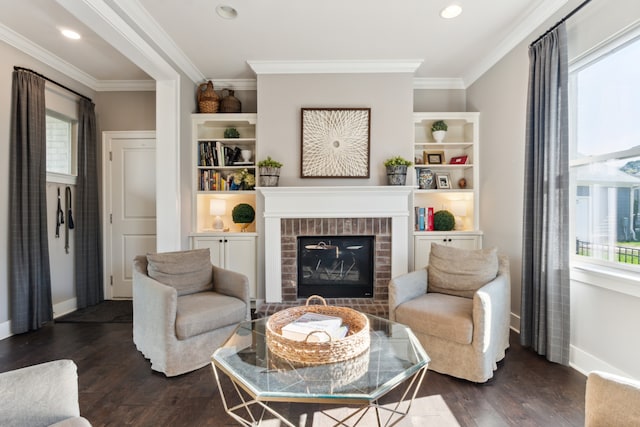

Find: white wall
<box><xmin>467</xmin><ymin>0</ymin><xmax>640</xmax><ymax>379</ymax></box>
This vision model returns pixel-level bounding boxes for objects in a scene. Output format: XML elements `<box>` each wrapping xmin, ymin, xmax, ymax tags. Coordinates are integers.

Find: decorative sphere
<box><xmin>433</xmin><ymin>210</ymin><xmax>455</xmax><ymax>231</ymax></box>
<box><xmin>458</xmin><ymin>177</ymin><xmax>467</xmax><ymax>189</ymax></box>
<box><xmin>232</xmin><ymin>203</ymin><xmax>255</xmax><ymax>224</ymax></box>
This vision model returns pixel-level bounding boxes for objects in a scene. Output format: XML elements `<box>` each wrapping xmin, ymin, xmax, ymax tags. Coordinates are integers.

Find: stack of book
<box><xmin>415</xmin><ymin>206</ymin><xmax>435</xmax><ymax>231</ymax></box>
<box><xmin>281</xmin><ymin>312</ymin><xmax>348</xmax><ymax>343</ymax></box>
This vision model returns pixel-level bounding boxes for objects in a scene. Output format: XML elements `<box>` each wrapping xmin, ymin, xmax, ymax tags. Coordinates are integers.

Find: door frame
<box><xmin>102</xmin><ymin>130</ymin><xmax>156</xmax><ymax>299</ymax></box>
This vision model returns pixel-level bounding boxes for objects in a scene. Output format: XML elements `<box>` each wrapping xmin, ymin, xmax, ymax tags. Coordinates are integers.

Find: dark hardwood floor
<box><xmin>0</xmin><ymin>322</ymin><xmax>586</xmax><ymax>426</ymax></box>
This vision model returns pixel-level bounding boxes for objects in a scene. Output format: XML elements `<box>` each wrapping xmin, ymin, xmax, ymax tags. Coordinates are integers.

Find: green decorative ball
<box><xmin>232</xmin><ymin>203</ymin><xmax>255</xmax><ymax>224</ymax></box>
<box><xmin>433</xmin><ymin>210</ymin><xmax>455</xmax><ymax>231</ymax></box>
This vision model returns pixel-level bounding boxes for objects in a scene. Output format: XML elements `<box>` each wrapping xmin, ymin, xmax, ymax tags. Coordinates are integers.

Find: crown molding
<box><xmin>93</xmin><ymin>79</ymin><xmax>156</xmax><ymax>91</ymax></box>
<box><xmin>413</xmin><ymin>78</ymin><xmax>465</xmax><ymax>90</ymax></box>
<box><xmin>247</xmin><ymin>59</ymin><xmax>424</xmax><ymax>75</ymax></box>
<box><xmin>462</xmin><ymin>0</ymin><xmax>568</xmax><ymax>87</ymax></box>
<box><xmin>208</xmin><ymin>79</ymin><xmax>257</xmax><ymax>91</ymax></box>
<box><xmin>112</xmin><ymin>0</ymin><xmax>204</xmax><ymax>84</ymax></box>
<box><xmin>0</xmin><ymin>22</ymin><xmax>98</xmax><ymax>91</ymax></box>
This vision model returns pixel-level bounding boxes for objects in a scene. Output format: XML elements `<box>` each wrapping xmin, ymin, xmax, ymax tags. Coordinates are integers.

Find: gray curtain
<box><xmin>75</xmin><ymin>98</ymin><xmax>103</xmax><ymax>308</ymax></box>
<box><xmin>9</xmin><ymin>70</ymin><xmax>52</xmax><ymax>333</ymax></box>
<box><xmin>520</xmin><ymin>23</ymin><xmax>570</xmax><ymax>364</ymax></box>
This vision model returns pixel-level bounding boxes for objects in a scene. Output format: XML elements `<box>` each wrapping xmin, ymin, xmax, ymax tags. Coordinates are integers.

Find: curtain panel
<box><xmin>9</xmin><ymin>70</ymin><xmax>53</xmax><ymax>333</ymax></box>
<box><xmin>75</xmin><ymin>98</ymin><xmax>103</xmax><ymax>308</ymax></box>
<box><xmin>520</xmin><ymin>23</ymin><xmax>571</xmax><ymax>364</ymax></box>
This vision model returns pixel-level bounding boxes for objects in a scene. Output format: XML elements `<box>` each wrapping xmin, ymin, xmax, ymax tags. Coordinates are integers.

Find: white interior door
<box><xmin>104</xmin><ymin>131</ymin><xmax>156</xmax><ymax>299</ymax></box>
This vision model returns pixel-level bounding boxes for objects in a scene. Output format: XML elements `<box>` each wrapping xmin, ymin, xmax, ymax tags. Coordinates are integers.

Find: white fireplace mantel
<box><xmin>258</xmin><ymin>186</ymin><xmax>412</xmax><ymax>302</ymax></box>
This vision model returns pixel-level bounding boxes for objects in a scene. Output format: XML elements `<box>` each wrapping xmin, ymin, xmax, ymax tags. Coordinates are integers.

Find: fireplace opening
<box><xmin>297</xmin><ymin>235</ymin><xmax>375</xmax><ymax>299</ymax></box>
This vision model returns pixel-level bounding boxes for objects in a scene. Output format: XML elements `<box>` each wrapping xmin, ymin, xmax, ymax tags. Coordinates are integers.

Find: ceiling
<box><xmin>0</xmin><ymin>0</ymin><xmax>569</xmax><ymax>90</ymax></box>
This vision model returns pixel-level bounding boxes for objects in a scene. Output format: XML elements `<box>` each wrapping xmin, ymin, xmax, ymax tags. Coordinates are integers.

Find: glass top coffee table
<box><xmin>211</xmin><ymin>313</ymin><xmax>429</xmax><ymax>426</ymax></box>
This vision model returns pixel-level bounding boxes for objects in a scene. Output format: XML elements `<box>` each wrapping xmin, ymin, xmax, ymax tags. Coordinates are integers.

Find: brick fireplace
<box><xmin>258</xmin><ymin>186</ymin><xmax>412</xmax><ymax>317</ymax></box>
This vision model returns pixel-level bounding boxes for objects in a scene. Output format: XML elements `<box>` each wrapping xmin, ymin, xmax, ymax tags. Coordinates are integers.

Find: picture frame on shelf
<box><xmin>300</xmin><ymin>108</ymin><xmax>371</xmax><ymax>178</ymax></box>
<box><xmin>450</xmin><ymin>155</ymin><xmax>468</xmax><ymax>165</ymax></box>
<box><xmin>424</xmin><ymin>150</ymin><xmax>445</xmax><ymax>165</ymax></box>
<box><xmin>436</xmin><ymin>173</ymin><xmax>451</xmax><ymax>189</ymax></box>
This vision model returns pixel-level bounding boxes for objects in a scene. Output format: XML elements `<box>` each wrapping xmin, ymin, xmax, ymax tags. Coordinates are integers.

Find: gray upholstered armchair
<box><xmin>389</xmin><ymin>243</ymin><xmax>510</xmax><ymax>383</ymax></box>
<box><xmin>0</xmin><ymin>359</ymin><xmax>91</xmax><ymax>426</ymax></box>
<box><xmin>133</xmin><ymin>248</ymin><xmax>250</xmax><ymax>377</ymax></box>
<box><xmin>585</xmin><ymin>371</ymin><xmax>640</xmax><ymax>426</ymax></box>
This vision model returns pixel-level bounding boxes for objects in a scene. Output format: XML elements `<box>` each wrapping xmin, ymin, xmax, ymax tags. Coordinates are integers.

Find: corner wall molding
<box><xmin>462</xmin><ymin>0</ymin><xmax>568</xmax><ymax>87</ymax></box>
<box><xmin>0</xmin><ymin>22</ymin><xmax>97</xmax><ymax>91</ymax></box>
<box><xmin>247</xmin><ymin>59</ymin><xmax>424</xmax><ymax>75</ymax></box>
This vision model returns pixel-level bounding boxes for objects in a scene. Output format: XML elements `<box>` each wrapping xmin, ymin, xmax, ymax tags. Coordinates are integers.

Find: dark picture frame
<box><xmin>424</xmin><ymin>150</ymin><xmax>445</xmax><ymax>165</ymax></box>
<box><xmin>301</xmin><ymin>108</ymin><xmax>371</xmax><ymax>178</ymax></box>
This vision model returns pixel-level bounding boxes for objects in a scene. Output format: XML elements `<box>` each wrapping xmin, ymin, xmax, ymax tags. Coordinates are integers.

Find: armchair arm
<box><xmin>388</xmin><ymin>268</ymin><xmax>428</xmax><ymax>322</ymax></box>
<box><xmin>586</xmin><ymin>371</ymin><xmax>640</xmax><ymax>426</ymax></box>
<box><xmin>212</xmin><ymin>265</ymin><xmax>251</xmax><ymax>320</ymax></box>
<box><xmin>132</xmin><ymin>256</ymin><xmax>178</xmax><ymax>362</ymax></box>
<box><xmin>472</xmin><ymin>255</ymin><xmax>511</xmax><ymax>354</ymax></box>
<box><xmin>0</xmin><ymin>359</ymin><xmax>86</xmax><ymax>426</ymax></box>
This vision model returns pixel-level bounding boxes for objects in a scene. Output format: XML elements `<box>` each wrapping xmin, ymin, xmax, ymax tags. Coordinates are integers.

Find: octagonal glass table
<box><xmin>211</xmin><ymin>313</ymin><xmax>429</xmax><ymax>426</ymax></box>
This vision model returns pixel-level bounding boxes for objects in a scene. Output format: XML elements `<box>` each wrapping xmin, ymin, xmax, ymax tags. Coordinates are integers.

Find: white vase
<box><xmin>432</xmin><ymin>130</ymin><xmax>446</xmax><ymax>143</ymax></box>
<box><xmin>241</xmin><ymin>149</ymin><xmax>252</xmax><ymax>163</ymax></box>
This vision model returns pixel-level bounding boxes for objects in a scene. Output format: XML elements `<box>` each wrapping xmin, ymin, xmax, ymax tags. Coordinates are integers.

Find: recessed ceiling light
<box><xmin>61</xmin><ymin>28</ymin><xmax>81</xmax><ymax>40</ymax></box>
<box><xmin>216</xmin><ymin>5</ymin><xmax>238</xmax><ymax>19</ymax></box>
<box><xmin>440</xmin><ymin>4</ymin><xmax>463</xmax><ymax>19</ymax></box>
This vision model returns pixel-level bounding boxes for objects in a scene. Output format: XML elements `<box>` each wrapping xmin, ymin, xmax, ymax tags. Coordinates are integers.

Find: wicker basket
<box><xmin>197</xmin><ymin>81</ymin><xmax>219</xmax><ymax>113</ymax></box>
<box><xmin>266</xmin><ymin>295</ymin><xmax>370</xmax><ymax>365</ymax></box>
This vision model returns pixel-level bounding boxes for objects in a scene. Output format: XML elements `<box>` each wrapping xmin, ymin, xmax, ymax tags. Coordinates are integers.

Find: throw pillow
<box><xmin>427</xmin><ymin>243</ymin><xmax>499</xmax><ymax>298</ymax></box>
<box><xmin>146</xmin><ymin>248</ymin><xmax>213</xmax><ymax>296</ymax></box>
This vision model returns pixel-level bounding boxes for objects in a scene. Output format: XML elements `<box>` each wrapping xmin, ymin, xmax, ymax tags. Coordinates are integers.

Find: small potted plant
<box><xmin>384</xmin><ymin>156</ymin><xmax>413</xmax><ymax>185</ymax></box>
<box><xmin>232</xmin><ymin>203</ymin><xmax>255</xmax><ymax>231</ymax></box>
<box><xmin>257</xmin><ymin>156</ymin><xmax>283</xmax><ymax>187</ymax></box>
<box><xmin>431</xmin><ymin>120</ymin><xmax>448</xmax><ymax>142</ymax></box>
<box><xmin>224</xmin><ymin>127</ymin><xmax>240</xmax><ymax>138</ymax></box>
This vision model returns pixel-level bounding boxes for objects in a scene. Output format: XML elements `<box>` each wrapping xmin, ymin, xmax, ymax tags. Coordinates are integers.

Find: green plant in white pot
<box><xmin>257</xmin><ymin>157</ymin><xmax>283</xmax><ymax>187</ymax></box>
<box><xmin>431</xmin><ymin>120</ymin><xmax>448</xmax><ymax>143</ymax></box>
<box><xmin>384</xmin><ymin>156</ymin><xmax>413</xmax><ymax>185</ymax></box>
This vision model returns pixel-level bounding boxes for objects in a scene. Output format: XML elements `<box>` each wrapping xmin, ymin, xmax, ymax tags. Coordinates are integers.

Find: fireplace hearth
<box><xmin>297</xmin><ymin>235</ymin><xmax>374</xmax><ymax>298</ymax></box>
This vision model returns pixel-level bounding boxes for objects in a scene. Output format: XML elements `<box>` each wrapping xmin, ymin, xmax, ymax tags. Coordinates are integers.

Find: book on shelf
<box><xmin>427</xmin><ymin>207</ymin><xmax>434</xmax><ymax>231</ymax></box>
<box><xmin>281</xmin><ymin>312</ymin><xmax>348</xmax><ymax>342</ymax></box>
<box><xmin>418</xmin><ymin>207</ymin><xmax>426</xmax><ymax>231</ymax></box>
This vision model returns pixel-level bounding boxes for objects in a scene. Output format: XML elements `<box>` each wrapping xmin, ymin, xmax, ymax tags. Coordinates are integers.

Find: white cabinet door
<box><xmin>192</xmin><ymin>235</ymin><xmax>257</xmax><ymax>298</ymax></box>
<box><xmin>414</xmin><ymin>233</ymin><xmax>482</xmax><ymax>270</ymax></box>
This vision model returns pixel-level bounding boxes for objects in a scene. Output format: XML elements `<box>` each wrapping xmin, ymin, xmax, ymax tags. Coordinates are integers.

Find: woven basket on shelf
<box><xmin>197</xmin><ymin>81</ymin><xmax>219</xmax><ymax>113</ymax></box>
<box><xmin>266</xmin><ymin>295</ymin><xmax>370</xmax><ymax>365</ymax></box>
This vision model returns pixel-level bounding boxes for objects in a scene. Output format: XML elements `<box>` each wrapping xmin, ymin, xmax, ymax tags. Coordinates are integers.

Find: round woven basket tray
<box><xmin>266</xmin><ymin>295</ymin><xmax>370</xmax><ymax>365</ymax></box>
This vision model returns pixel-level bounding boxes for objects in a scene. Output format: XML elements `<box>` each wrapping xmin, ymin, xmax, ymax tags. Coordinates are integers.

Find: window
<box><xmin>46</xmin><ymin>111</ymin><xmax>77</xmax><ymax>183</ymax></box>
<box><xmin>570</xmin><ymin>33</ymin><xmax>640</xmax><ymax>271</ymax></box>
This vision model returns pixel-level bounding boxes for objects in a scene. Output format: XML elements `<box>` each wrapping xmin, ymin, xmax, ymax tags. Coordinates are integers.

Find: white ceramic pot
<box><xmin>432</xmin><ymin>130</ymin><xmax>446</xmax><ymax>143</ymax></box>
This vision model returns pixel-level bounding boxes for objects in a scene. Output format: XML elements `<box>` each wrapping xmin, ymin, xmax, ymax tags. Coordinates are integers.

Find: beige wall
<box><xmin>95</xmin><ymin>91</ymin><xmax>156</xmax><ymax>132</ymax></box>
<box><xmin>256</xmin><ymin>73</ymin><xmax>415</xmax><ymax>187</ymax></box>
<box><xmin>414</xmin><ymin>89</ymin><xmax>466</xmax><ymax>112</ymax></box>
<box><xmin>467</xmin><ymin>0</ymin><xmax>640</xmax><ymax>379</ymax></box>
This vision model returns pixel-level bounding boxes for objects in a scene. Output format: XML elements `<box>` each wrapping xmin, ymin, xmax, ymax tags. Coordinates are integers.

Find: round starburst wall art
<box><xmin>301</xmin><ymin>108</ymin><xmax>371</xmax><ymax>178</ymax></box>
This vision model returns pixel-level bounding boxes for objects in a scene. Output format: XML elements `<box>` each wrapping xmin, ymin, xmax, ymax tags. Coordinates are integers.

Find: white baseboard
<box><xmin>570</xmin><ymin>345</ymin><xmax>635</xmax><ymax>379</ymax></box>
<box><xmin>510</xmin><ymin>312</ymin><xmax>520</xmax><ymax>333</ymax></box>
<box><xmin>0</xmin><ymin>320</ymin><xmax>12</xmax><ymax>341</ymax></box>
<box><xmin>53</xmin><ymin>298</ymin><xmax>77</xmax><ymax>319</ymax></box>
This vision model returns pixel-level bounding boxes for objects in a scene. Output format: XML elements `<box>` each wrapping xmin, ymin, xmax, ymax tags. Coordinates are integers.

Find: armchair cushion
<box><xmin>395</xmin><ymin>292</ymin><xmax>473</xmax><ymax>345</ymax></box>
<box><xmin>175</xmin><ymin>291</ymin><xmax>247</xmax><ymax>340</ymax></box>
<box><xmin>147</xmin><ymin>248</ymin><xmax>213</xmax><ymax>296</ymax></box>
<box><xmin>427</xmin><ymin>243</ymin><xmax>499</xmax><ymax>298</ymax></box>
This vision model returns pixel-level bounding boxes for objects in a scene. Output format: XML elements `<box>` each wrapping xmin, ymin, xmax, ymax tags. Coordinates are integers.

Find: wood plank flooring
<box><xmin>0</xmin><ymin>322</ymin><xmax>586</xmax><ymax>426</ymax></box>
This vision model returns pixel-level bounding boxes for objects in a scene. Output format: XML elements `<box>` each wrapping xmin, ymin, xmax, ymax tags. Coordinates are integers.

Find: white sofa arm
<box><xmin>388</xmin><ymin>268</ymin><xmax>428</xmax><ymax>321</ymax></box>
<box><xmin>212</xmin><ymin>265</ymin><xmax>251</xmax><ymax>320</ymax></box>
<box><xmin>472</xmin><ymin>255</ymin><xmax>511</xmax><ymax>355</ymax></box>
<box><xmin>132</xmin><ymin>256</ymin><xmax>178</xmax><ymax>364</ymax></box>
<box><xmin>0</xmin><ymin>359</ymin><xmax>91</xmax><ymax>426</ymax></box>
